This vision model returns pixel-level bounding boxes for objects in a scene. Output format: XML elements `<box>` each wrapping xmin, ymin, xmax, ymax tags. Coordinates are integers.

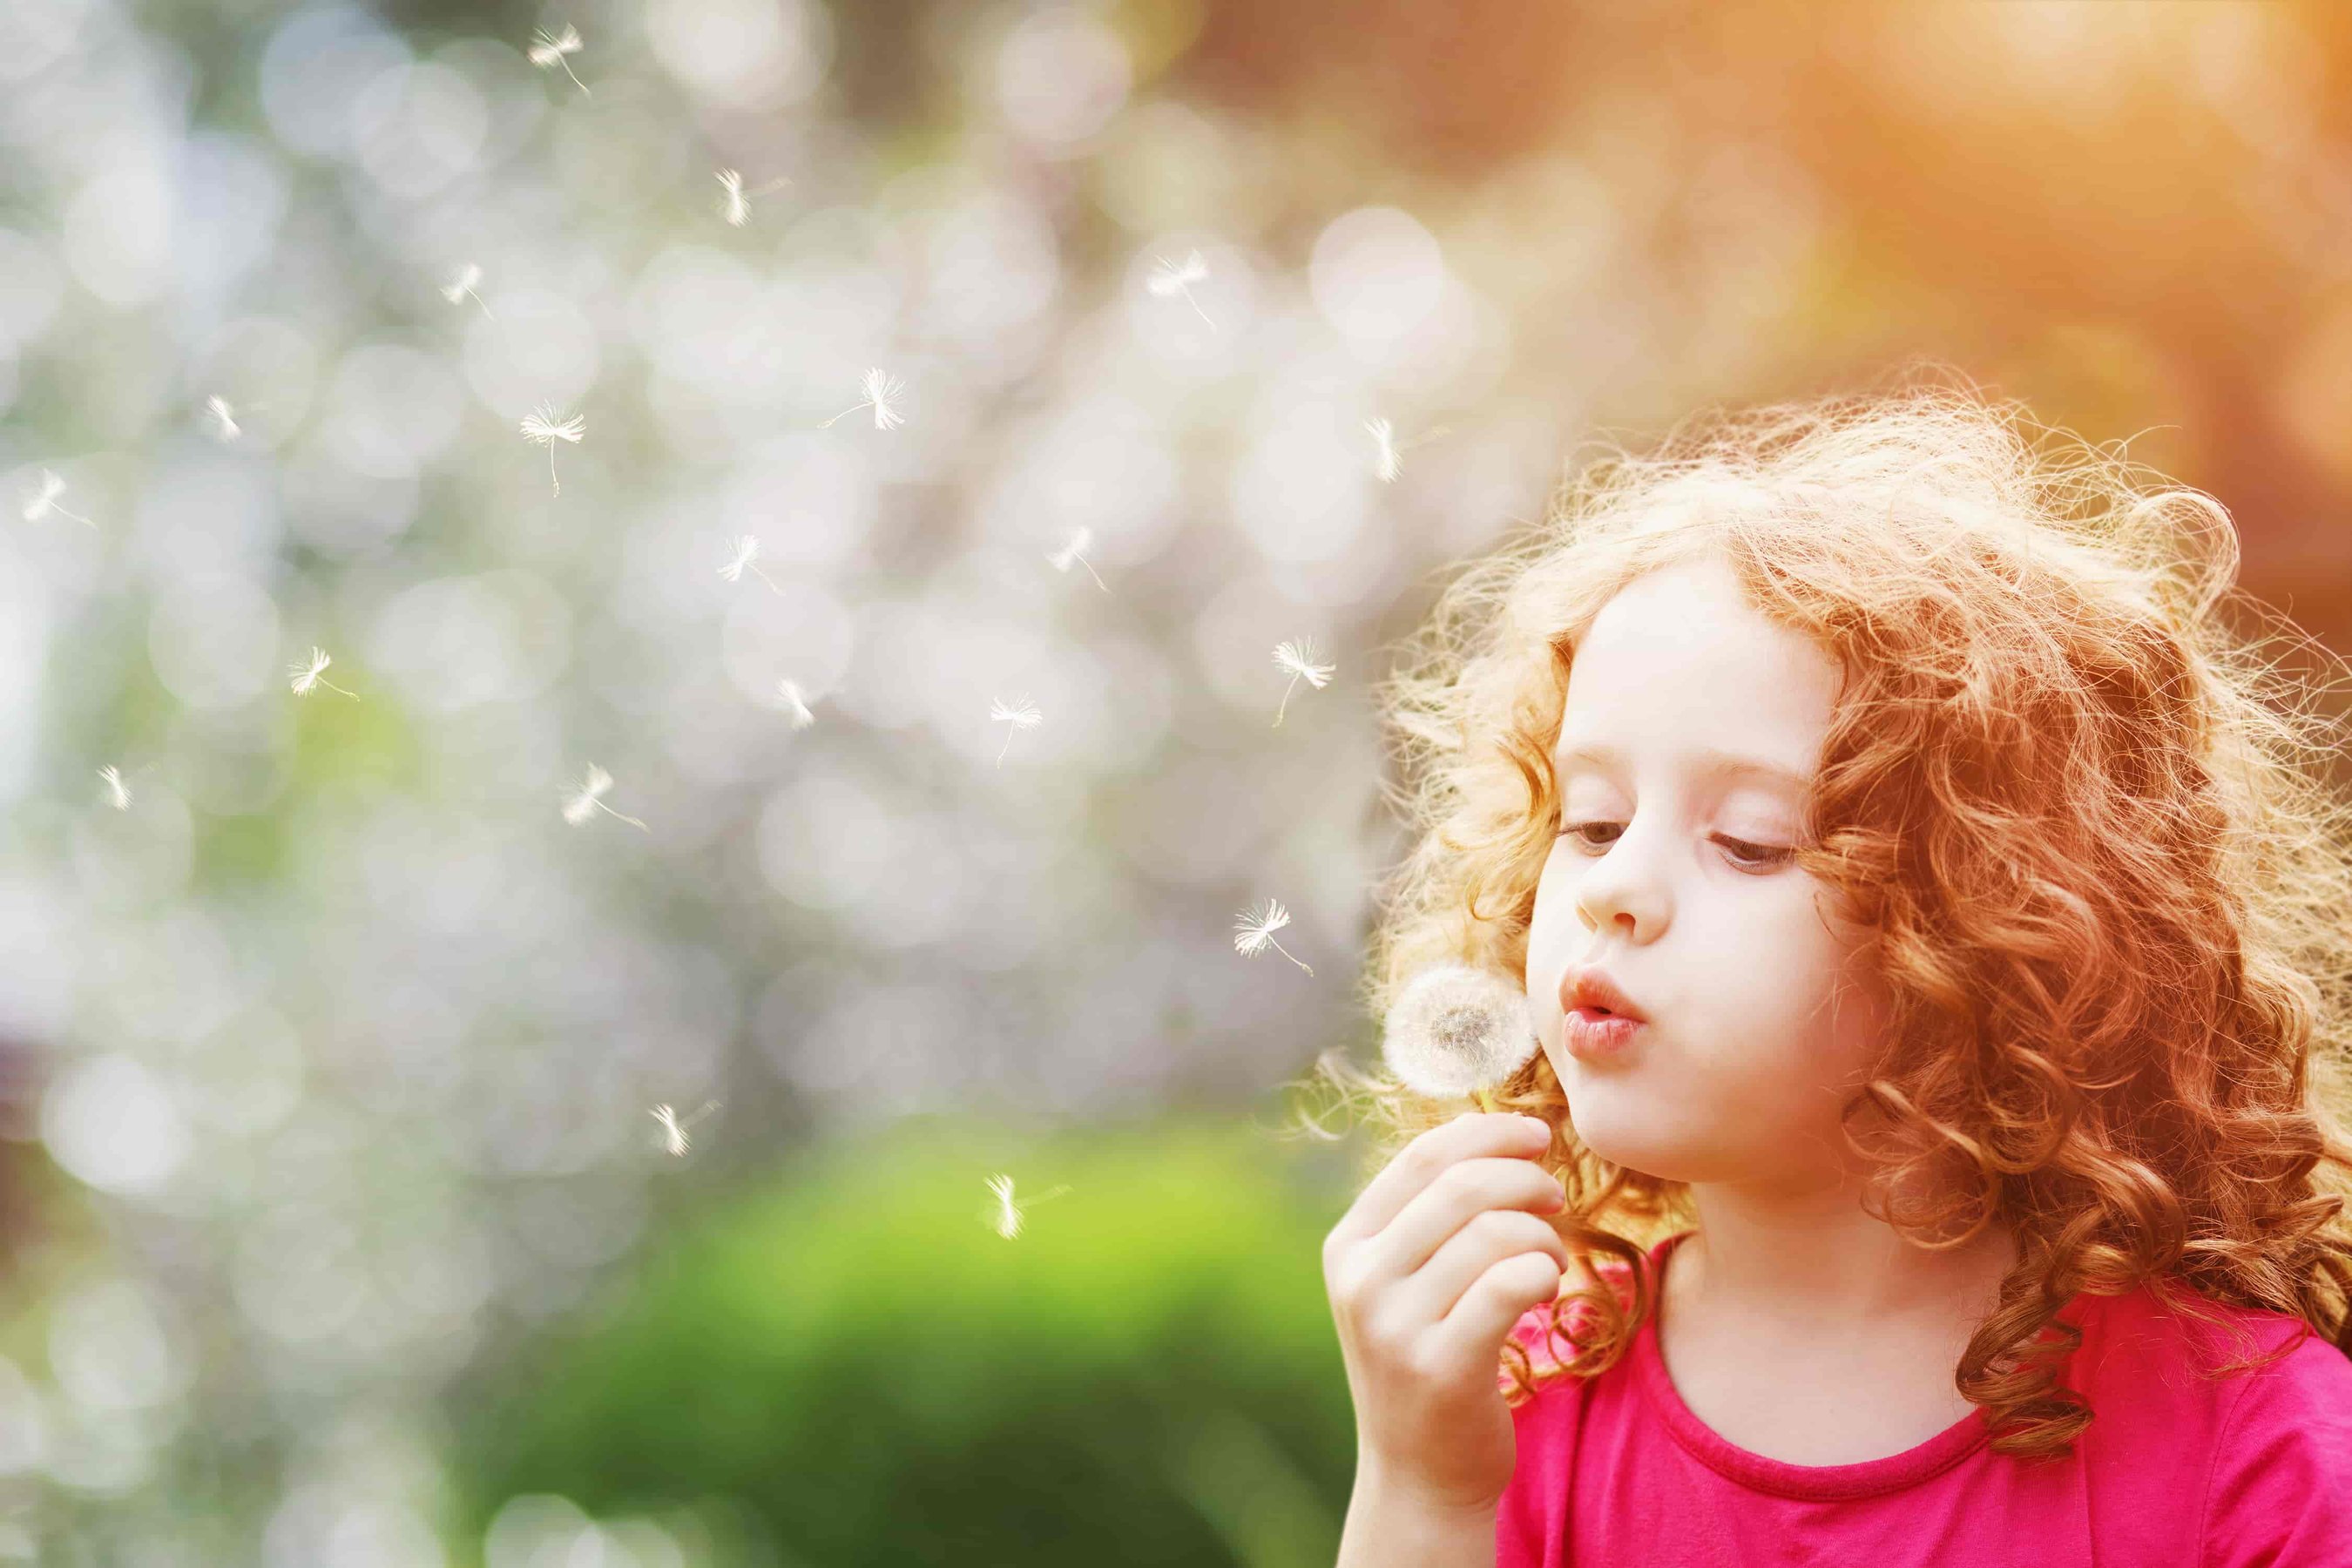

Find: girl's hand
<box><xmin>1321</xmin><ymin>1110</ymin><xmax>1571</xmax><ymax>1515</ymax></box>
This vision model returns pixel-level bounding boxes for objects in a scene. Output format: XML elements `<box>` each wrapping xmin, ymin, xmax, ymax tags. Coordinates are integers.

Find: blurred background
<box><xmin>2</xmin><ymin>0</ymin><xmax>2350</xmax><ymax>1562</ymax></box>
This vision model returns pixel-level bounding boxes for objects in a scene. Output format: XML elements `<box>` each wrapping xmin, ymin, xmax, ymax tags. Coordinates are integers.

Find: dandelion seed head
<box><xmin>441</xmin><ymin>262</ymin><xmax>482</xmax><ymax>301</ymax></box>
<box><xmin>1232</xmin><ymin>897</ymin><xmax>1292</xmax><ymax>956</ymax></box>
<box><xmin>777</xmin><ymin>679</ymin><xmax>816</xmax><ymax>729</ymax></box>
<box><xmin>717</xmin><ymin>167</ymin><xmax>748</xmax><ymax>226</ymax></box>
<box><xmin>520</xmin><ymin>405</ymin><xmax>585</xmax><ymax>445</ymax></box>
<box><xmin>989</xmin><ymin>695</ymin><xmax>1042</xmax><ymax>729</ymax></box>
<box><xmin>528</xmin><ymin>24</ymin><xmax>581</xmax><ymax>64</ymax></box>
<box><xmin>1365</xmin><ymin>416</ymin><xmax>1399</xmax><ymax>483</ymax></box>
<box><xmin>22</xmin><ymin>469</ymin><xmax>65</xmax><ymax>522</ymax></box>
<box><xmin>288</xmin><ymin>645</ymin><xmax>334</xmax><ymax>695</ymax></box>
<box><xmin>1046</xmin><ymin>526</ymin><xmax>1092</xmax><ymax>571</ymax></box>
<box><xmin>720</xmin><ymin>535</ymin><xmax>760</xmax><ymax>582</ymax></box>
<box><xmin>205</xmin><ymin>395</ymin><xmax>240</xmax><ymax>441</ymax></box>
<box><xmin>563</xmin><ymin>763</ymin><xmax>615</xmax><ymax>824</ymax></box>
<box><xmin>1381</xmin><ymin>963</ymin><xmax>1541</xmax><ymax>1100</ymax></box>
<box><xmin>1273</xmin><ymin>638</ymin><xmax>1335</xmax><ymax>688</ymax></box>
<box><xmin>1147</xmin><ymin>250</ymin><xmax>1207</xmax><ymax>294</ymax></box>
<box><xmin>862</xmin><ymin>367</ymin><xmax>905</xmax><ymax>430</ymax></box>
<box><xmin>98</xmin><ymin>766</ymin><xmax>130</xmax><ymax>810</ymax></box>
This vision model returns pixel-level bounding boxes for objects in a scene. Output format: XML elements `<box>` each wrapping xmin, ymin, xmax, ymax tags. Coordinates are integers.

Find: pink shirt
<box><xmin>1497</xmin><ymin>1229</ymin><xmax>2352</xmax><ymax>1567</ymax></box>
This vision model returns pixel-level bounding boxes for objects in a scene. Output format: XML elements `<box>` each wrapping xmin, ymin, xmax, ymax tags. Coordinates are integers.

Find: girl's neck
<box><xmin>1667</xmin><ymin>1203</ymin><xmax>2019</xmax><ymax>1343</ymax></box>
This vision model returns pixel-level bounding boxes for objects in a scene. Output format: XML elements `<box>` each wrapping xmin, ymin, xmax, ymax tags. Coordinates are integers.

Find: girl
<box><xmin>1313</xmin><ymin>378</ymin><xmax>2352</xmax><ymax>1566</ymax></box>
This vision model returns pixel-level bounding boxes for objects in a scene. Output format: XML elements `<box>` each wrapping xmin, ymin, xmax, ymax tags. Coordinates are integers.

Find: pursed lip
<box><xmin>1562</xmin><ymin>963</ymin><xmax>1649</xmax><ymax>1024</ymax></box>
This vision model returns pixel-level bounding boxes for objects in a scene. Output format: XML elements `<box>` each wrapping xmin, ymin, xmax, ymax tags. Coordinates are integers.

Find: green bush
<box><xmin>456</xmin><ymin>1114</ymin><xmax>1363</xmax><ymax>1567</ymax></box>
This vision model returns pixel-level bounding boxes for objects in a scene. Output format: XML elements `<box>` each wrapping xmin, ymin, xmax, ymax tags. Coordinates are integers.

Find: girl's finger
<box><xmin>1328</xmin><ymin>1112</ymin><xmax>1550</xmax><ymax>1253</ymax></box>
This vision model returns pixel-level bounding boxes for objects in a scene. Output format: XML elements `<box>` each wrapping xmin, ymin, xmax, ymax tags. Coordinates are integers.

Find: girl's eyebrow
<box><xmin>1553</xmin><ymin>740</ymin><xmax>1810</xmax><ymax>792</ymax></box>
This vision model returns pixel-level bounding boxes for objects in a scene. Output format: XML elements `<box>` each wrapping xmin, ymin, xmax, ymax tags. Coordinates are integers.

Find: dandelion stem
<box><xmin>1268</xmin><ymin>937</ymin><xmax>1314</xmax><ymax>977</ymax></box>
<box><xmin>598</xmin><ymin>801</ymin><xmax>648</xmax><ymax>831</ymax></box>
<box><xmin>1274</xmin><ymin>674</ymin><xmax>1301</xmax><ymax>727</ymax></box>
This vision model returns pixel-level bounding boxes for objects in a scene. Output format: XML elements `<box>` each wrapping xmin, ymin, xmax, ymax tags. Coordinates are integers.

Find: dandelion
<box><xmin>440</xmin><ymin>261</ymin><xmax>497</xmax><ymax>320</ymax></box>
<box><xmin>1146</xmin><ymin>249</ymin><xmax>1214</xmax><ymax>329</ymax></box>
<box><xmin>288</xmin><ymin>645</ymin><xmax>358</xmax><ymax>698</ymax></box>
<box><xmin>21</xmin><ymin>470</ymin><xmax>94</xmax><ymax>528</ymax></box>
<box><xmin>817</xmin><ymin>367</ymin><xmax>906</xmax><ymax>431</ymax></box>
<box><xmin>1271</xmin><ymin>637</ymin><xmax>1335</xmax><ymax>727</ymax></box>
<box><xmin>983</xmin><ymin>1173</ymin><xmax>1071</xmax><ymax>1240</ymax></box>
<box><xmin>528</xmin><ymin>24</ymin><xmax>590</xmax><ymax>94</ymax></box>
<box><xmin>989</xmin><ymin>694</ymin><xmax>1041</xmax><ymax>766</ymax></box>
<box><xmin>1233</xmin><ymin>897</ymin><xmax>1314</xmax><ymax>977</ymax></box>
<box><xmin>520</xmin><ymin>403</ymin><xmax>585</xmax><ymax>497</ymax></box>
<box><xmin>649</xmin><ymin>1099</ymin><xmax>720</xmax><ymax>1157</ymax></box>
<box><xmin>719</xmin><ymin>534</ymin><xmax>784</xmax><ymax>595</ymax></box>
<box><xmin>777</xmin><ymin>678</ymin><xmax>816</xmax><ymax>730</ymax></box>
<box><xmin>206</xmin><ymin>395</ymin><xmax>241</xmax><ymax>442</ymax></box>
<box><xmin>97</xmin><ymin>767</ymin><xmax>131</xmax><ymax>811</ymax></box>
<box><xmin>562</xmin><ymin>763</ymin><xmax>648</xmax><ymax>830</ymax></box>
<box><xmin>1045</xmin><ymin>525</ymin><xmax>1109</xmax><ymax>591</ymax></box>
<box><xmin>1382</xmin><ymin>963</ymin><xmax>1541</xmax><ymax>1111</ymax></box>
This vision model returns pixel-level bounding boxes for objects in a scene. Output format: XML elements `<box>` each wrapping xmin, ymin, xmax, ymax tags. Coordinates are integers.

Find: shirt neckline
<box><xmin>1630</xmin><ymin>1228</ymin><xmax>1998</xmax><ymax>1501</ymax></box>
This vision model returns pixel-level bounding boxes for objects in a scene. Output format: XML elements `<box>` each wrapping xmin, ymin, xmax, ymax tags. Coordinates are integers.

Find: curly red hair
<box><xmin>1289</xmin><ymin>368</ymin><xmax>2352</xmax><ymax>1462</ymax></box>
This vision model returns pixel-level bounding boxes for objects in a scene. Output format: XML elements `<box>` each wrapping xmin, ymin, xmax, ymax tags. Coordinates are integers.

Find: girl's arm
<box><xmin>1335</xmin><ymin>1458</ymin><xmax>1497</xmax><ymax>1568</ymax></box>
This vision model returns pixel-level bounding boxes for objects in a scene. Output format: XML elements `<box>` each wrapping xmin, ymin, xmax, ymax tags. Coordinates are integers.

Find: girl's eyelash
<box><xmin>1554</xmin><ymin>819</ymin><xmax>1795</xmax><ymax>870</ymax></box>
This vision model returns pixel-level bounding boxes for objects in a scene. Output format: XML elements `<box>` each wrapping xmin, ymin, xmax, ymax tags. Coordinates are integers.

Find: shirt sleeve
<box><xmin>2200</xmin><ymin>1328</ymin><xmax>2352</xmax><ymax>1568</ymax></box>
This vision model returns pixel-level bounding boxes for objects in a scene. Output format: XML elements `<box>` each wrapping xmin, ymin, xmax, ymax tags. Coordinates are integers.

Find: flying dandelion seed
<box><xmin>562</xmin><ymin>764</ymin><xmax>648</xmax><ymax>831</ymax></box>
<box><xmin>97</xmin><ymin>767</ymin><xmax>131</xmax><ymax>811</ymax></box>
<box><xmin>1382</xmin><ymin>963</ymin><xmax>1541</xmax><ymax>1112</ymax></box>
<box><xmin>1146</xmin><ymin>249</ymin><xmax>1215</xmax><ymax>329</ymax></box>
<box><xmin>713</xmin><ymin>169</ymin><xmax>793</xmax><ymax>226</ymax></box>
<box><xmin>1365</xmin><ymin>417</ymin><xmax>1399</xmax><ymax>483</ymax></box>
<box><xmin>528</xmin><ymin>24</ymin><xmax>590</xmax><ymax>94</ymax></box>
<box><xmin>989</xmin><ymin>694</ymin><xmax>1042</xmax><ymax>766</ymax></box>
<box><xmin>1233</xmin><ymin>897</ymin><xmax>1314</xmax><ymax>976</ymax></box>
<box><xmin>1362</xmin><ymin>417</ymin><xmax>1451</xmax><ymax>482</ymax></box>
<box><xmin>817</xmin><ymin>368</ymin><xmax>906</xmax><ymax>430</ymax></box>
<box><xmin>983</xmin><ymin>1173</ymin><xmax>1071</xmax><ymax>1240</ymax></box>
<box><xmin>1044</xmin><ymin>525</ymin><xmax>1109</xmax><ymax>591</ymax></box>
<box><xmin>21</xmin><ymin>470</ymin><xmax>94</xmax><ymax>528</ymax></box>
<box><xmin>777</xmin><ymin>678</ymin><xmax>816</xmax><ymax>730</ymax></box>
<box><xmin>288</xmin><ymin>646</ymin><xmax>358</xmax><ymax>699</ymax></box>
<box><xmin>440</xmin><ymin>261</ymin><xmax>497</xmax><ymax>320</ymax></box>
<box><xmin>649</xmin><ymin>1099</ymin><xmax>720</xmax><ymax>1157</ymax></box>
<box><xmin>205</xmin><ymin>395</ymin><xmax>241</xmax><ymax>442</ymax></box>
<box><xmin>719</xmin><ymin>534</ymin><xmax>784</xmax><ymax>595</ymax></box>
<box><xmin>1271</xmin><ymin>637</ymin><xmax>1335</xmax><ymax>727</ymax></box>
<box><xmin>520</xmin><ymin>404</ymin><xmax>585</xmax><ymax>497</ymax></box>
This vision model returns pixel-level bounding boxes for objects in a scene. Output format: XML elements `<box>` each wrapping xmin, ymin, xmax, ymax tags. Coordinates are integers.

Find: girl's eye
<box><xmin>1555</xmin><ymin>820</ymin><xmax>1794</xmax><ymax>872</ymax></box>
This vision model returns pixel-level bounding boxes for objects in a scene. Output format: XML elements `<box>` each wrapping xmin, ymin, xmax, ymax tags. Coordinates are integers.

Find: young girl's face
<box><xmin>1524</xmin><ymin>553</ymin><xmax>1892</xmax><ymax>1188</ymax></box>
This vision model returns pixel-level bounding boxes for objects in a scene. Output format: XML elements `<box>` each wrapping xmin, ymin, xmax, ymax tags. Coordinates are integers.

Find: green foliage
<box><xmin>456</xmin><ymin>1117</ymin><xmax>1361</xmax><ymax>1568</ymax></box>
